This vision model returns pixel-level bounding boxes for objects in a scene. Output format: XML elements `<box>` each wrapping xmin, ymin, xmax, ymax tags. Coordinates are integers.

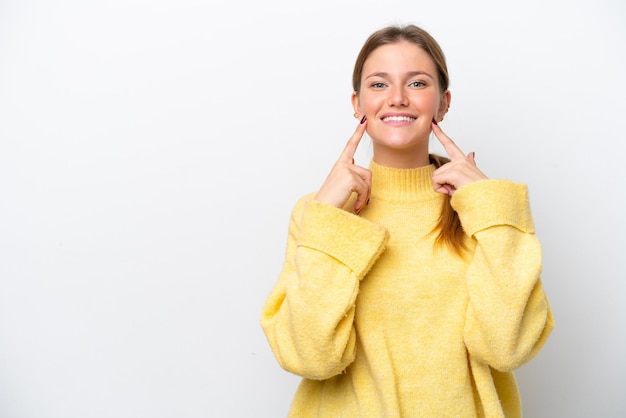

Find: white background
<box><xmin>1</xmin><ymin>0</ymin><xmax>624</xmax><ymax>417</ymax></box>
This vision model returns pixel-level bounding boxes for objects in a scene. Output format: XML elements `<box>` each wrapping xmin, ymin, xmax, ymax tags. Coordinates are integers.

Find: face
<box><xmin>352</xmin><ymin>41</ymin><xmax>450</xmax><ymax>165</ymax></box>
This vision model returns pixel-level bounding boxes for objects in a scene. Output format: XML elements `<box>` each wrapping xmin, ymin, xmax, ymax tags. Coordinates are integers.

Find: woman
<box><xmin>260</xmin><ymin>24</ymin><xmax>553</xmax><ymax>417</ymax></box>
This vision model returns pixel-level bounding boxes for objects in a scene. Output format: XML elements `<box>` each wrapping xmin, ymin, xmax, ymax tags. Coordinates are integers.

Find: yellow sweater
<box><xmin>261</xmin><ymin>161</ymin><xmax>553</xmax><ymax>417</ymax></box>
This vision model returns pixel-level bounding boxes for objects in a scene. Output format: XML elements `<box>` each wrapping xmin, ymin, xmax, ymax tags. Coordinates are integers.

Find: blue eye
<box><xmin>371</xmin><ymin>82</ymin><xmax>386</xmax><ymax>88</ymax></box>
<box><xmin>410</xmin><ymin>81</ymin><xmax>425</xmax><ymax>88</ymax></box>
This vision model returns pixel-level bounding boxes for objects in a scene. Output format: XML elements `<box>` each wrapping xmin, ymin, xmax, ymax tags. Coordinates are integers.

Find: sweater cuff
<box><xmin>297</xmin><ymin>200</ymin><xmax>388</xmax><ymax>278</ymax></box>
<box><xmin>450</xmin><ymin>179</ymin><xmax>535</xmax><ymax>237</ymax></box>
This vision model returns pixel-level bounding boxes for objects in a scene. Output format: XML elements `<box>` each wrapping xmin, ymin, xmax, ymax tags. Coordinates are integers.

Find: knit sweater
<box><xmin>261</xmin><ymin>160</ymin><xmax>554</xmax><ymax>417</ymax></box>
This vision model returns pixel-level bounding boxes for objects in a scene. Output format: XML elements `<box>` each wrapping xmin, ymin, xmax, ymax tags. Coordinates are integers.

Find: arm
<box><xmin>452</xmin><ymin>180</ymin><xmax>554</xmax><ymax>371</ymax></box>
<box><xmin>260</xmin><ymin>195</ymin><xmax>388</xmax><ymax>380</ymax></box>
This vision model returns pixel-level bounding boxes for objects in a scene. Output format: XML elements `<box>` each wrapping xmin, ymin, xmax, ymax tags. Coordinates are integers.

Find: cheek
<box><xmin>358</xmin><ymin>93</ymin><xmax>381</xmax><ymax>113</ymax></box>
<box><xmin>426</xmin><ymin>100</ymin><xmax>445</xmax><ymax>120</ymax></box>
<box><xmin>414</xmin><ymin>93</ymin><xmax>440</xmax><ymax>112</ymax></box>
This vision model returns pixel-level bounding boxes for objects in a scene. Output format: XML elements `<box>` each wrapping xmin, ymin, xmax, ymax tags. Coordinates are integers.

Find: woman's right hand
<box><xmin>314</xmin><ymin>117</ymin><xmax>371</xmax><ymax>214</ymax></box>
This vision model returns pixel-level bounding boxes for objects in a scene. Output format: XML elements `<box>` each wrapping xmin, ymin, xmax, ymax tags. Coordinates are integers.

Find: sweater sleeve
<box><xmin>260</xmin><ymin>195</ymin><xmax>388</xmax><ymax>380</ymax></box>
<box><xmin>451</xmin><ymin>180</ymin><xmax>554</xmax><ymax>372</ymax></box>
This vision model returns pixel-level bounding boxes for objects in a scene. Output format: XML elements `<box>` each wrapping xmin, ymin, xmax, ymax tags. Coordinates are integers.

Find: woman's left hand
<box><xmin>431</xmin><ymin>120</ymin><xmax>488</xmax><ymax>195</ymax></box>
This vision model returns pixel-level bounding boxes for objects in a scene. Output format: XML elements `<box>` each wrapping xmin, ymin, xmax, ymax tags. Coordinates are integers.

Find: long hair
<box><xmin>352</xmin><ymin>25</ymin><xmax>467</xmax><ymax>256</ymax></box>
<box><xmin>429</xmin><ymin>154</ymin><xmax>467</xmax><ymax>256</ymax></box>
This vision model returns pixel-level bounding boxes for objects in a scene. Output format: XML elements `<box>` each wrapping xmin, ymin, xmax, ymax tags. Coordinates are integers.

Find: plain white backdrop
<box><xmin>1</xmin><ymin>0</ymin><xmax>624</xmax><ymax>416</ymax></box>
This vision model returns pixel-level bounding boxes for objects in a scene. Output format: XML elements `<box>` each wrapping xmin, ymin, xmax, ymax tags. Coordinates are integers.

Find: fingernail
<box><xmin>432</xmin><ymin>118</ymin><xmax>438</xmax><ymax>126</ymax></box>
<box><xmin>360</xmin><ymin>115</ymin><xmax>367</xmax><ymax>124</ymax></box>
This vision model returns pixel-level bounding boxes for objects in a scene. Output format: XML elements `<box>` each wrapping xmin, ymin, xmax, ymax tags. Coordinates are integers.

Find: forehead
<box><xmin>362</xmin><ymin>41</ymin><xmax>436</xmax><ymax>74</ymax></box>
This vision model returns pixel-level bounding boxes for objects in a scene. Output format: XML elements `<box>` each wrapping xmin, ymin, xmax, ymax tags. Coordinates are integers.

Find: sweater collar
<box><xmin>369</xmin><ymin>159</ymin><xmax>440</xmax><ymax>203</ymax></box>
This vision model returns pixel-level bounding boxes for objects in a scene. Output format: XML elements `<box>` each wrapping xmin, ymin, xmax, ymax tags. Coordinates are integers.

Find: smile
<box><xmin>382</xmin><ymin>115</ymin><xmax>416</xmax><ymax>122</ymax></box>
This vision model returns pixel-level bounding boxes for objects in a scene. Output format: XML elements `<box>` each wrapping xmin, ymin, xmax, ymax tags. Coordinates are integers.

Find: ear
<box><xmin>436</xmin><ymin>90</ymin><xmax>451</xmax><ymax>122</ymax></box>
<box><xmin>351</xmin><ymin>91</ymin><xmax>360</xmax><ymax>116</ymax></box>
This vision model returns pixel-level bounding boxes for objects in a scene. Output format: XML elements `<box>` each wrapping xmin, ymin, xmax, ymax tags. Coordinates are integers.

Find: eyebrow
<box><xmin>365</xmin><ymin>71</ymin><xmax>435</xmax><ymax>80</ymax></box>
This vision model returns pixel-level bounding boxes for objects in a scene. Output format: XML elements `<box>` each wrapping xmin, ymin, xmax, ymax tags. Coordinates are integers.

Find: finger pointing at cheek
<box><xmin>431</xmin><ymin>119</ymin><xmax>488</xmax><ymax>195</ymax></box>
<box><xmin>431</xmin><ymin>119</ymin><xmax>466</xmax><ymax>161</ymax></box>
<box><xmin>315</xmin><ymin>116</ymin><xmax>372</xmax><ymax>214</ymax></box>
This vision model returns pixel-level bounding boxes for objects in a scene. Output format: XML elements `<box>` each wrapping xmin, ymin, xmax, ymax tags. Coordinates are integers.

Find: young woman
<box><xmin>261</xmin><ymin>24</ymin><xmax>553</xmax><ymax>417</ymax></box>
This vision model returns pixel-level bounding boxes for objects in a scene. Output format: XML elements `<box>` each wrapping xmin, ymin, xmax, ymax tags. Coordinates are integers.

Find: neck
<box><xmin>372</xmin><ymin>142</ymin><xmax>431</xmax><ymax>169</ymax></box>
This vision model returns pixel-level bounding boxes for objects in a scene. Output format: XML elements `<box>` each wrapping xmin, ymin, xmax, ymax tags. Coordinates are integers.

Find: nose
<box><xmin>388</xmin><ymin>85</ymin><xmax>409</xmax><ymax>107</ymax></box>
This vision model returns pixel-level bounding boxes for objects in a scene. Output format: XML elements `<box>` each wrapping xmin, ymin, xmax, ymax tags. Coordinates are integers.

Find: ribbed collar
<box><xmin>369</xmin><ymin>160</ymin><xmax>440</xmax><ymax>203</ymax></box>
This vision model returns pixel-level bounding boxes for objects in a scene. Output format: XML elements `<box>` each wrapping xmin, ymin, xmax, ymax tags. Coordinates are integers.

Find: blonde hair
<box><xmin>429</xmin><ymin>154</ymin><xmax>467</xmax><ymax>256</ymax></box>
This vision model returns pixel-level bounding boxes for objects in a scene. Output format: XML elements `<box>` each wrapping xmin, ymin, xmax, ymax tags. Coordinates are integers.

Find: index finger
<box><xmin>431</xmin><ymin>120</ymin><xmax>465</xmax><ymax>160</ymax></box>
<box><xmin>339</xmin><ymin>117</ymin><xmax>368</xmax><ymax>162</ymax></box>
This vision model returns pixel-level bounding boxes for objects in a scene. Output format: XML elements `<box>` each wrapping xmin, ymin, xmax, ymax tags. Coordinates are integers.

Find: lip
<box><xmin>380</xmin><ymin>112</ymin><xmax>417</xmax><ymax>125</ymax></box>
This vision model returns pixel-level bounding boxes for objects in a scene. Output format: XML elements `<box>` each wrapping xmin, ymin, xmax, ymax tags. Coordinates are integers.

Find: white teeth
<box><xmin>382</xmin><ymin>116</ymin><xmax>415</xmax><ymax>122</ymax></box>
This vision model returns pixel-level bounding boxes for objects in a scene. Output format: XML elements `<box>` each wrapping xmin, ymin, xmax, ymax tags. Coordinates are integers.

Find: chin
<box><xmin>372</xmin><ymin>134</ymin><xmax>428</xmax><ymax>150</ymax></box>
<box><xmin>370</xmin><ymin>126</ymin><xmax>428</xmax><ymax>143</ymax></box>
